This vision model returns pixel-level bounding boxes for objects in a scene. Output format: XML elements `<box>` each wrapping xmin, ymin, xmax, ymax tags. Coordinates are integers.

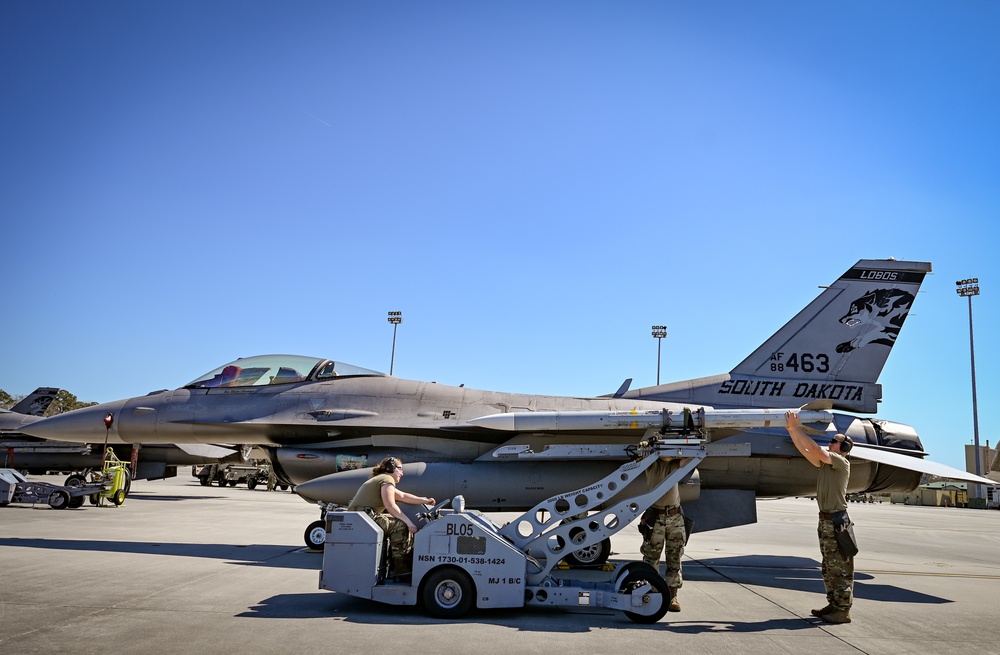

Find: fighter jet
<box><xmin>23</xmin><ymin>259</ymin><xmax>990</xmax><ymax>545</ymax></box>
<box><xmin>2</xmin><ymin>388</ymin><xmax>239</xmax><ymax>481</ymax></box>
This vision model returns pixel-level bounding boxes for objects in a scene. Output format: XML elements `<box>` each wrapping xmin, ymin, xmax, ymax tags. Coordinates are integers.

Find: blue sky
<box><xmin>2</xmin><ymin>2</ymin><xmax>997</xmax><ymax>472</ymax></box>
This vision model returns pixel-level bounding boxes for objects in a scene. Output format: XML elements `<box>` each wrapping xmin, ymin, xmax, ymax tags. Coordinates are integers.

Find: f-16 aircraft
<box><xmin>23</xmin><ymin>259</ymin><xmax>990</xmax><ymax>549</ymax></box>
<box><xmin>2</xmin><ymin>388</ymin><xmax>239</xmax><ymax>481</ymax></box>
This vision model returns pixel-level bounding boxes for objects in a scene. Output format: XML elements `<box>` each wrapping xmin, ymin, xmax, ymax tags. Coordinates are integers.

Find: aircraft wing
<box><xmin>851</xmin><ymin>445</ymin><xmax>995</xmax><ymax>486</ymax></box>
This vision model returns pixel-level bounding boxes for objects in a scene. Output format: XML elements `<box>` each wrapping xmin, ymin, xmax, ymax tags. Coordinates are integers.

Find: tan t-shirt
<box><xmin>645</xmin><ymin>458</ymin><xmax>682</xmax><ymax>508</ymax></box>
<box><xmin>816</xmin><ymin>451</ymin><xmax>850</xmax><ymax>513</ymax></box>
<box><xmin>347</xmin><ymin>473</ymin><xmax>396</xmax><ymax>512</ymax></box>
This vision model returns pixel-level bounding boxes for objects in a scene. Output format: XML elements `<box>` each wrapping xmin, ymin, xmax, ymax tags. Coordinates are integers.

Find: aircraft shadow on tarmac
<box><xmin>239</xmin><ymin>592</ymin><xmax>853</xmax><ymax>633</ymax></box>
<box><xmin>123</xmin><ymin>492</ymin><xmax>243</xmax><ymax>502</ymax></box>
<box><xmin>236</xmin><ymin>552</ymin><xmax>952</xmax><ymax>630</ymax></box>
<box><xmin>240</xmin><ymin>591</ymin><xmax>665</xmax><ymax>632</ymax></box>
<box><xmin>0</xmin><ymin>537</ymin><xmax>321</xmax><ymax>570</ymax></box>
<box><xmin>687</xmin><ymin>554</ymin><xmax>950</xmax><ymax>605</ymax></box>
<box><xmin>1</xmin><ymin>537</ymin><xmax>951</xmax><ymax>617</ymax></box>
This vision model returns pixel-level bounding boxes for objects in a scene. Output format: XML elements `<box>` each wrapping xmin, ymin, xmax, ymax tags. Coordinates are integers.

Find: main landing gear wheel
<box><xmin>421</xmin><ymin>566</ymin><xmax>475</xmax><ymax>619</ymax></box>
<box><xmin>563</xmin><ymin>537</ymin><xmax>612</xmax><ymax>567</ymax></box>
<box><xmin>65</xmin><ymin>473</ymin><xmax>87</xmax><ymax>488</ymax></box>
<box><xmin>617</xmin><ymin>561</ymin><xmax>671</xmax><ymax>624</ymax></box>
<box><xmin>304</xmin><ymin>520</ymin><xmax>326</xmax><ymax>549</ymax></box>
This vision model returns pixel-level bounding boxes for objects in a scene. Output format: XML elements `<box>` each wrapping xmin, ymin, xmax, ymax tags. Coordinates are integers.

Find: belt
<box><xmin>651</xmin><ymin>505</ymin><xmax>682</xmax><ymax>517</ymax></box>
<box><xmin>819</xmin><ymin>511</ymin><xmax>845</xmax><ymax>520</ymax></box>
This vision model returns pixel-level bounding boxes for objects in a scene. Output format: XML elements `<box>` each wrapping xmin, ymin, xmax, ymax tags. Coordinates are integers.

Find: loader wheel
<box><xmin>617</xmin><ymin>561</ymin><xmax>671</xmax><ymax>624</ymax></box>
<box><xmin>247</xmin><ymin>478</ymin><xmax>258</xmax><ymax>490</ymax></box>
<box><xmin>421</xmin><ymin>566</ymin><xmax>475</xmax><ymax>619</ymax></box>
<box><xmin>563</xmin><ymin>537</ymin><xmax>612</xmax><ymax>567</ymax></box>
<box><xmin>48</xmin><ymin>490</ymin><xmax>70</xmax><ymax>510</ymax></box>
<box><xmin>304</xmin><ymin>520</ymin><xmax>326</xmax><ymax>550</ymax></box>
<box><xmin>111</xmin><ymin>489</ymin><xmax>126</xmax><ymax>506</ymax></box>
<box><xmin>68</xmin><ymin>495</ymin><xmax>85</xmax><ymax>509</ymax></box>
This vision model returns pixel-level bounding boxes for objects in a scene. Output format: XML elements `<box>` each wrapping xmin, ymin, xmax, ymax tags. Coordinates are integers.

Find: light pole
<box><xmin>956</xmin><ymin>278</ymin><xmax>982</xmax><ymax>501</ymax></box>
<box><xmin>651</xmin><ymin>325</ymin><xmax>667</xmax><ymax>385</ymax></box>
<box><xmin>387</xmin><ymin>311</ymin><xmax>402</xmax><ymax>376</ymax></box>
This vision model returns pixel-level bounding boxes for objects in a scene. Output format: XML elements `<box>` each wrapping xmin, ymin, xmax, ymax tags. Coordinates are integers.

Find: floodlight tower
<box><xmin>955</xmin><ymin>278</ymin><xmax>983</xmax><ymax>500</ymax></box>
<box><xmin>387</xmin><ymin>311</ymin><xmax>403</xmax><ymax>376</ymax></box>
<box><xmin>651</xmin><ymin>325</ymin><xmax>667</xmax><ymax>385</ymax></box>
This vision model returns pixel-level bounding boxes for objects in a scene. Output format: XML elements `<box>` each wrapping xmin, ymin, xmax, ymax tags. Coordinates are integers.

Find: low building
<box><xmin>889</xmin><ymin>481</ymin><xmax>968</xmax><ymax>508</ymax></box>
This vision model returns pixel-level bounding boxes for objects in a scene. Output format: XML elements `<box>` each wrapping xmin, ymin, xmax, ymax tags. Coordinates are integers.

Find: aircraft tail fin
<box><xmin>10</xmin><ymin>387</ymin><xmax>61</xmax><ymax>416</ymax></box>
<box><xmin>626</xmin><ymin>259</ymin><xmax>931</xmax><ymax>413</ymax></box>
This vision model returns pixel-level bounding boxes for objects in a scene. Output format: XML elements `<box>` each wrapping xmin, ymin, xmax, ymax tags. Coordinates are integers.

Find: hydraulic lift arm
<box><xmin>495</xmin><ymin>438</ymin><xmax>710</xmax><ymax>585</ymax></box>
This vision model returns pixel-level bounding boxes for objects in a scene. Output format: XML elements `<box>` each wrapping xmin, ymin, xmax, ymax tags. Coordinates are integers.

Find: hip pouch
<box><xmin>638</xmin><ymin>507</ymin><xmax>655</xmax><ymax>540</ymax></box>
<box><xmin>831</xmin><ymin>510</ymin><xmax>859</xmax><ymax>558</ymax></box>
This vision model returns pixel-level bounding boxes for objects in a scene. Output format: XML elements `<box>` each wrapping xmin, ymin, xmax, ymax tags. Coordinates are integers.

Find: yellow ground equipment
<box><xmin>85</xmin><ymin>448</ymin><xmax>131</xmax><ymax>507</ymax></box>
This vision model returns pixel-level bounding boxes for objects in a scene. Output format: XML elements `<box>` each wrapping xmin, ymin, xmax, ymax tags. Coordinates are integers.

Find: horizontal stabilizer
<box><xmin>851</xmin><ymin>445</ymin><xmax>995</xmax><ymax>486</ymax></box>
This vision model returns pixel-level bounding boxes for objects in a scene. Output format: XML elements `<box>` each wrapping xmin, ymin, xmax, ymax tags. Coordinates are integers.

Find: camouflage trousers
<box><xmin>818</xmin><ymin>519</ymin><xmax>854</xmax><ymax>610</ymax></box>
<box><xmin>640</xmin><ymin>511</ymin><xmax>685</xmax><ymax>591</ymax></box>
<box><xmin>374</xmin><ymin>513</ymin><xmax>413</xmax><ymax>575</ymax></box>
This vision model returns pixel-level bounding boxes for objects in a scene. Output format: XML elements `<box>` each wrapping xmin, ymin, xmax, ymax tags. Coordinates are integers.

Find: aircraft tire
<box><xmin>65</xmin><ymin>474</ymin><xmax>87</xmax><ymax>488</ymax></box>
<box><xmin>304</xmin><ymin>520</ymin><xmax>326</xmax><ymax>550</ymax></box>
<box><xmin>48</xmin><ymin>490</ymin><xmax>70</xmax><ymax>510</ymax></box>
<box><xmin>617</xmin><ymin>561</ymin><xmax>670</xmax><ymax>624</ymax></box>
<box><xmin>563</xmin><ymin>537</ymin><xmax>612</xmax><ymax>567</ymax></box>
<box><xmin>420</xmin><ymin>566</ymin><xmax>475</xmax><ymax>619</ymax></box>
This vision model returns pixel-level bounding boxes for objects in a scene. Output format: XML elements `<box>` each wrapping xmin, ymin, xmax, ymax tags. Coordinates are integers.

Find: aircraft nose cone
<box><xmin>21</xmin><ymin>402</ymin><xmax>127</xmax><ymax>443</ymax></box>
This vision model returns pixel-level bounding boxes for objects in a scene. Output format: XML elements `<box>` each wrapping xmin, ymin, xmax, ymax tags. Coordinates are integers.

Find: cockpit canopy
<box><xmin>184</xmin><ymin>355</ymin><xmax>384</xmax><ymax>389</ymax></box>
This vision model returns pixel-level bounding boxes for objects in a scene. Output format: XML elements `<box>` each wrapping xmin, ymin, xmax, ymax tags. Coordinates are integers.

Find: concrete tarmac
<box><xmin>2</xmin><ymin>475</ymin><xmax>998</xmax><ymax>655</ymax></box>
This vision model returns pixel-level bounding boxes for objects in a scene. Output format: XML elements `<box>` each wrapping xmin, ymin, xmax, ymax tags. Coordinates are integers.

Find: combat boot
<box><xmin>811</xmin><ymin>603</ymin><xmax>834</xmax><ymax>618</ymax></box>
<box><xmin>820</xmin><ymin>608</ymin><xmax>851</xmax><ymax>624</ymax></box>
<box><xmin>668</xmin><ymin>594</ymin><xmax>680</xmax><ymax>612</ymax></box>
